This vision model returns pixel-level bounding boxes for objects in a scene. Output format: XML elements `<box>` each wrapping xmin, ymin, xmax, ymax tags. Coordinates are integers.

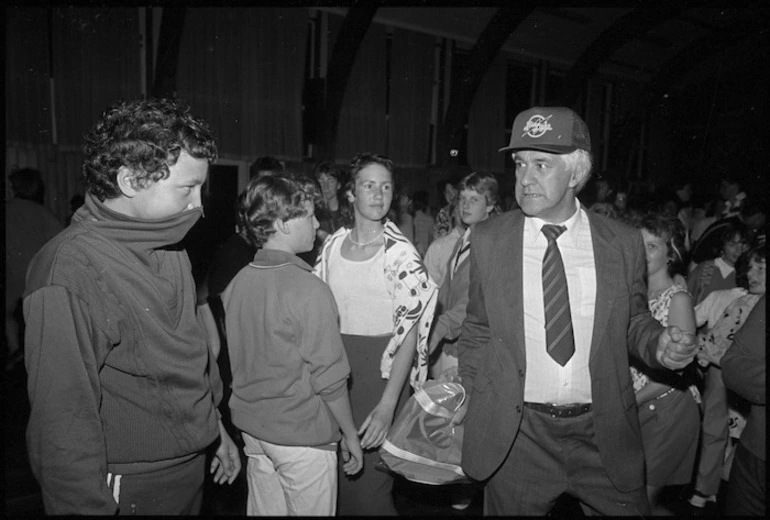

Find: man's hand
<box><xmin>210</xmin><ymin>421</ymin><xmax>241</xmax><ymax>485</ymax></box>
<box><xmin>656</xmin><ymin>325</ymin><xmax>698</xmax><ymax>370</ymax></box>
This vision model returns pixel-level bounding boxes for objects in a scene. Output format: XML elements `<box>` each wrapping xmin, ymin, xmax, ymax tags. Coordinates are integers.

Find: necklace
<box><xmin>348</xmin><ymin>228</ymin><xmax>384</xmax><ymax>247</ymax></box>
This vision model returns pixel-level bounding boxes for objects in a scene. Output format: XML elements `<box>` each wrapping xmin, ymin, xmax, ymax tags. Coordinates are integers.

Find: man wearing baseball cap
<box><xmin>452</xmin><ymin>106</ymin><xmax>699</xmax><ymax>515</ymax></box>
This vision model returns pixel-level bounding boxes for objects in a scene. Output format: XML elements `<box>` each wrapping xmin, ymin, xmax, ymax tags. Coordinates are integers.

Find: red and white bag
<box><xmin>379</xmin><ymin>379</ymin><xmax>470</xmax><ymax>485</ymax></box>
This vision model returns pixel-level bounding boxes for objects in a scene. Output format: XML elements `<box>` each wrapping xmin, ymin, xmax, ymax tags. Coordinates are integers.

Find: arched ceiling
<box><xmin>319</xmin><ymin>6</ymin><xmax>769</xmax><ymax>89</ymax></box>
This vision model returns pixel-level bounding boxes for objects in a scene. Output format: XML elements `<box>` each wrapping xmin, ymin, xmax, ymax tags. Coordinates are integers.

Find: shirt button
<box><xmin>649</xmin><ymin>404</ymin><xmax>655</xmax><ymax>411</ymax></box>
<box><xmin>518</xmin><ymin>369</ymin><xmax>524</xmax><ymax>378</ymax></box>
<box><xmin>515</xmin><ymin>405</ymin><xmax>521</xmax><ymax>413</ymax></box>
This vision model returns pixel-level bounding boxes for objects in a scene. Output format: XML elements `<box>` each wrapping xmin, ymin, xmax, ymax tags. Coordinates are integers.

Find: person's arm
<box><xmin>299</xmin><ymin>281</ymin><xmax>363</xmax><ymax>472</ymax></box>
<box><xmin>454</xmin><ymin>241</ymin><xmax>491</xmax><ymax>425</ymax></box>
<box><xmin>359</xmin><ymin>324</ymin><xmax>418</xmax><ymax>450</ymax></box>
<box><xmin>200</xmin><ymin>302</ymin><xmax>240</xmax><ymax>484</ymax></box>
<box><xmin>625</xmin><ymin>232</ymin><xmax>697</xmax><ymax>370</ymax></box>
<box><xmin>210</xmin><ymin>420</ymin><xmax>241</xmax><ymax>484</ymax></box>
<box><xmin>325</xmin><ymin>391</ymin><xmax>363</xmax><ymax>476</ymax></box>
<box><xmin>429</xmin><ymin>269</ymin><xmax>470</xmax><ymax>353</ymax></box>
<box><xmin>23</xmin><ymin>286</ymin><xmax>118</xmax><ymax>514</ymax></box>
<box><xmin>721</xmin><ymin>296</ymin><xmax>765</xmax><ymax>404</ymax></box>
<box><xmin>667</xmin><ymin>290</ymin><xmax>696</xmax><ymax>334</ymax></box>
<box><xmin>197</xmin><ymin>301</ymin><xmax>221</xmax><ymax>359</ymax></box>
<box><xmin>694</xmin><ymin>293</ymin><xmax>715</xmax><ymax>329</ymax></box>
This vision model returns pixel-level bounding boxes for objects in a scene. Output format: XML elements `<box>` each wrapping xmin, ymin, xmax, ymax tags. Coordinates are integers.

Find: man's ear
<box><xmin>115</xmin><ymin>167</ymin><xmax>141</xmax><ymax>197</ymax></box>
<box><xmin>346</xmin><ymin>188</ymin><xmax>355</xmax><ymax>203</ymax></box>
<box><xmin>569</xmin><ymin>167</ymin><xmax>588</xmax><ymax>190</ymax></box>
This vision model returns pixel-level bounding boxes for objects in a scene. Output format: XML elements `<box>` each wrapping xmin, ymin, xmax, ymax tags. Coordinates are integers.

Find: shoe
<box><xmin>451</xmin><ymin>498</ymin><xmax>472</xmax><ymax>511</ymax></box>
<box><xmin>688</xmin><ymin>491</ymin><xmax>717</xmax><ymax>508</ymax></box>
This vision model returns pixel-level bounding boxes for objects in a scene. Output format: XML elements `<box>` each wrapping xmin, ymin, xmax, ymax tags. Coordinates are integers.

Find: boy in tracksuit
<box><xmin>23</xmin><ymin>98</ymin><xmax>241</xmax><ymax>515</ymax></box>
<box><xmin>223</xmin><ymin>174</ymin><xmax>362</xmax><ymax>515</ymax></box>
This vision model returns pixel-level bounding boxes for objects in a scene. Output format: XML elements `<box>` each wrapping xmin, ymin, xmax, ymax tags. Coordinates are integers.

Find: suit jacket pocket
<box><xmin>472</xmin><ymin>372</ymin><xmax>491</xmax><ymax>392</ymax></box>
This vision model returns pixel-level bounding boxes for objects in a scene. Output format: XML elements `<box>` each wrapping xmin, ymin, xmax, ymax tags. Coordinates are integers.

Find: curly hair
<box><xmin>238</xmin><ymin>174</ymin><xmax>313</xmax><ymax>249</ymax></box>
<box><xmin>639</xmin><ymin>211</ymin><xmax>689</xmax><ymax>277</ymax></box>
<box><xmin>338</xmin><ymin>152</ymin><xmax>395</xmax><ymax>229</ymax></box>
<box><xmin>82</xmin><ymin>98</ymin><xmax>218</xmax><ymax>201</ymax></box>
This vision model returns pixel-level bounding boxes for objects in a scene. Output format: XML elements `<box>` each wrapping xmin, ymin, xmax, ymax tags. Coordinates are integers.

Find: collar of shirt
<box><xmin>251</xmin><ymin>248</ymin><xmax>313</xmax><ymax>272</ymax></box>
<box><xmin>713</xmin><ymin>256</ymin><xmax>735</xmax><ymax>278</ymax></box>
<box><xmin>460</xmin><ymin>226</ymin><xmax>472</xmax><ymax>245</ymax></box>
<box><xmin>524</xmin><ymin>199</ymin><xmax>584</xmax><ymax>248</ymax></box>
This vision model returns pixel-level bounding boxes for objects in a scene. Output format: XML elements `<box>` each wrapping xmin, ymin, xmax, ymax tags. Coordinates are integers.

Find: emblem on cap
<box><xmin>521</xmin><ymin>114</ymin><xmax>553</xmax><ymax>139</ymax></box>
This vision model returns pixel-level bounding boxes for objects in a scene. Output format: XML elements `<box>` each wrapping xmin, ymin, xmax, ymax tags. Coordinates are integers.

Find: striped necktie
<box><xmin>541</xmin><ymin>224</ymin><xmax>575</xmax><ymax>366</ymax></box>
<box><xmin>452</xmin><ymin>237</ymin><xmax>470</xmax><ymax>276</ymax></box>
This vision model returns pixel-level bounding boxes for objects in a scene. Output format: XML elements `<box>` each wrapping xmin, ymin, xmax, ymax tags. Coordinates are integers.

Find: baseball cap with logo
<box><xmin>499</xmin><ymin>106</ymin><xmax>591</xmax><ymax>154</ymax></box>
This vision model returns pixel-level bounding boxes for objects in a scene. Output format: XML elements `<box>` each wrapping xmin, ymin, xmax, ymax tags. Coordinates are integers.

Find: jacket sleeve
<box><xmin>721</xmin><ymin>296</ymin><xmax>765</xmax><ymax>404</ymax></box>
<box><xmin>457</xmin><ymin>237</ymin><xmax>491</xmax><ymax>397</ymax></box>
<box><xmin>23</xmin><ymin>286</ymin><xmax>118</xmax><ymax>515</ymax></box>
<box><xmin>625</xmin><ymin>229</ymin><xmax>665</xmax><ymax>369</ymax></box>
<box><xmin>431</xmin><ymin>269</ymin><xmax>470</xmax><ymax>345</ymax></box>
<box><xmin>297</xmin><ymin>282</ymin><xmax>350</xmax><ymax>398</ymax></box>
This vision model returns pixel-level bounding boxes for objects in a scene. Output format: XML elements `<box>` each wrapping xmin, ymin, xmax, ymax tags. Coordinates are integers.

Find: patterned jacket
<box><xmin>314</xmin><ymin>220</ymin><xmax>437</xmax><ymax>387</ymax></box>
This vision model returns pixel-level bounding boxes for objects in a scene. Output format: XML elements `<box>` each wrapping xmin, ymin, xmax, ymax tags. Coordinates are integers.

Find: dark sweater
<box><xmin>23</xmin><ymin>193</ymin><xmax>222</xmax><ymax>514</ymax></box>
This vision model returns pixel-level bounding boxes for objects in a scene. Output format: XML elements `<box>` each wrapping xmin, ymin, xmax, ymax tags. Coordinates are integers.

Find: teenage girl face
<box><xmin>458</xmin><ymin>188</ymin><xmax>493</xmax><ymax>227</ymax></box>
<box><xmin>317</xmin><ymin>173</ymin><xmax>339</xmax><ymax>202</ymax></box>
<box><xmin>721</xmin><ymin>233</ymin><xmax>746</xmax><ymax>266</ymax></box>
<box><xmin>349</xmin><ymin>163</ymin><xmax>394</xmax><ymax>223</ymax></box>
<box><xmin>747</xmin><ymin>257</ymin><xmax>766</xmax><ymax>295</ymax></box>
<box><xmin>642</xmin><ymin>228</ymin><xmax>670</xmax><ymax>278</ymax></box>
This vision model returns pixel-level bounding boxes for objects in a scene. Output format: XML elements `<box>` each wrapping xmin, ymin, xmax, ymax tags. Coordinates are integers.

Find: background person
<box><xmin>631</xmin><ymin>212</ymin><xmax>700</xmax><ymax>513</ymax></box>
<box><xmin>428</xmin><ymin>171</ymin><xmax>499</xmax><ymax>381</ymax></box>
<box><xmin>4</xmin><ymin>168</ymin><xmax>62</xmax><ymax>373</ymax></box>
<box><xmin>314</xmin><ymin>152</ymin><xmax>437</xmax><ymax>515</ymax></box>
<box><xmin>721</xmin><ymin>294</ymin><xmax>765</xmax><ymax>516</ymax></box>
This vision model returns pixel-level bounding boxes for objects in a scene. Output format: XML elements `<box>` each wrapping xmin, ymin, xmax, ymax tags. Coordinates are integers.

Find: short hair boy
<box><xmin>23</xmin><ymin>98</ymin><xmax>241</xmax><ymax>515</ymax></box>
<box><xmin>223</xmin><ymin>174</ymin><xmax>363</xmax><ymax>515</ymax></box>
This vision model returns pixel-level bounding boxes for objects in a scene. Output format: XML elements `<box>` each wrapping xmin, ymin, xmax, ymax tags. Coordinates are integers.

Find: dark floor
<box><xmin>3</xmin><ymin>361</ymin><xmax>727</xmax><ymax>517</ymax></box>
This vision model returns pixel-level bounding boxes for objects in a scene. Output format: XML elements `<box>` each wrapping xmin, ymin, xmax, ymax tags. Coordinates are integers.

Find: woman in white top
<box><xmin>314</xmin><ymin>153</ymin><xmax>436</xmax><ymax>515</ymax></box>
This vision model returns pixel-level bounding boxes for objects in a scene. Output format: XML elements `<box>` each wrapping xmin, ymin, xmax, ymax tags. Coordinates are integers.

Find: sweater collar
<box><xmin>74</xmin><ymin>192</ymin><xmax>203</xmax><ymax>252</ymax></box>
<box><xmin>251</xmin><ymin>248</ymin><xmax>312</xmax><ymax>271</ymax></box>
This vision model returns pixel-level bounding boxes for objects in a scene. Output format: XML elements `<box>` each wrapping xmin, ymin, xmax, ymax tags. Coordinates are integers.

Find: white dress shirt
<box><xmin>522</xmin><ymin>201</ymin><xmax>596</xmax><ymax>404</ymax></box>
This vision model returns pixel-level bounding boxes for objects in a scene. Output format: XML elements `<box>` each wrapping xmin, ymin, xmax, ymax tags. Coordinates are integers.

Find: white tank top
<box><xmin>328</xmin><ymin>238</ymin><xmax>394</xmax><ymax>336</ymax></box>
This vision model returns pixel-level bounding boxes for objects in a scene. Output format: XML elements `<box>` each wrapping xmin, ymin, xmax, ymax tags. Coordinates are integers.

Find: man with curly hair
<box><xmin>23</xmin><ymin>98</ymin><xmax>241</xmax><ymax>515</ymax></box>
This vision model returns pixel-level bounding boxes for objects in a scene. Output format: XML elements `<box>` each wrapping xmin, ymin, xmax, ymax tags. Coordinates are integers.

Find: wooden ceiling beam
<box><xmin>558</xmin><ymin>5</ymin><xmax>684</xmax><ymax>107</ymax></box>
<box><xmin>152</xmin><ymin>7</ymin><xmax>186</xmax><ymax>99</ymax></box>
<box><xmin>437</xmin><ymin>6</ymin><xmax>535</xmax><ymax>167</ymax></box>
<box><xmin>315</xmin><ymin>5</ymin><xmax>379</xmax><ymax>161</ymax></box>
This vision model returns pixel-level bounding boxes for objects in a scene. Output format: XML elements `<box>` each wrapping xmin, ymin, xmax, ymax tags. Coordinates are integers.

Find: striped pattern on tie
<box><xmin>452</xmin><ymin>238</ymin><xmax>470</xmax><ymax>277</ymax></box>
<box><xmin>541</xmin><ymin>224</ymin><xmax>575</xmax><ymax>366</ymax></box>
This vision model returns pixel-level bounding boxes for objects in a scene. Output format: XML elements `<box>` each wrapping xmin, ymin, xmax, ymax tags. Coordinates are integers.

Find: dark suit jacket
<box><xmin>457</xmin><ymin>208</ymin><xmax>665</xmax><ymax>492</ymax></box>
<box><xmin>432</xmin><ymin>237</ymin><xmax>471</xmax><ymax>345</ymax></box>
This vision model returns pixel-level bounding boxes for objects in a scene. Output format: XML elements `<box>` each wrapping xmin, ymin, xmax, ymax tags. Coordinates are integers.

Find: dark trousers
<box><xmin>111</xmin><ymin>452</ymin><xmax>205</xmax><ymax>516</ymax></box>
<box><xmin>484</xmin><ymin>407</ymin><xmax>649</xmax><ymax>516</ymax></box>
<box><xmin>725</xmin><ymin>443</ymin><xmax>766</xmax><ymax>516</ymax></box>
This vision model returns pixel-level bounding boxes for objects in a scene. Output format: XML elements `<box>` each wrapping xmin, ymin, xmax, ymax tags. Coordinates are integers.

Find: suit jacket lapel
<box><xmin>501</xmin><ymin>213</ymin><xmax>526</xmax><ymax>360</ymax></box>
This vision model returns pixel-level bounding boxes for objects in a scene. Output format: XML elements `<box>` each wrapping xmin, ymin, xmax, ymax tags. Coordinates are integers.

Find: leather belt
<box><xmin>524</xmin><ymin>402</ymin><xmax>592</xmax><ymax>418</ymax></box>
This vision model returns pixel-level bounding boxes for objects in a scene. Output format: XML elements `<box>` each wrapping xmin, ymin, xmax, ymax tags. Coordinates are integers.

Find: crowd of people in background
<box><xmin>5</xmin><ymin>98</ymin><xmax>766</xmax><ymax>516</ymax></box>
